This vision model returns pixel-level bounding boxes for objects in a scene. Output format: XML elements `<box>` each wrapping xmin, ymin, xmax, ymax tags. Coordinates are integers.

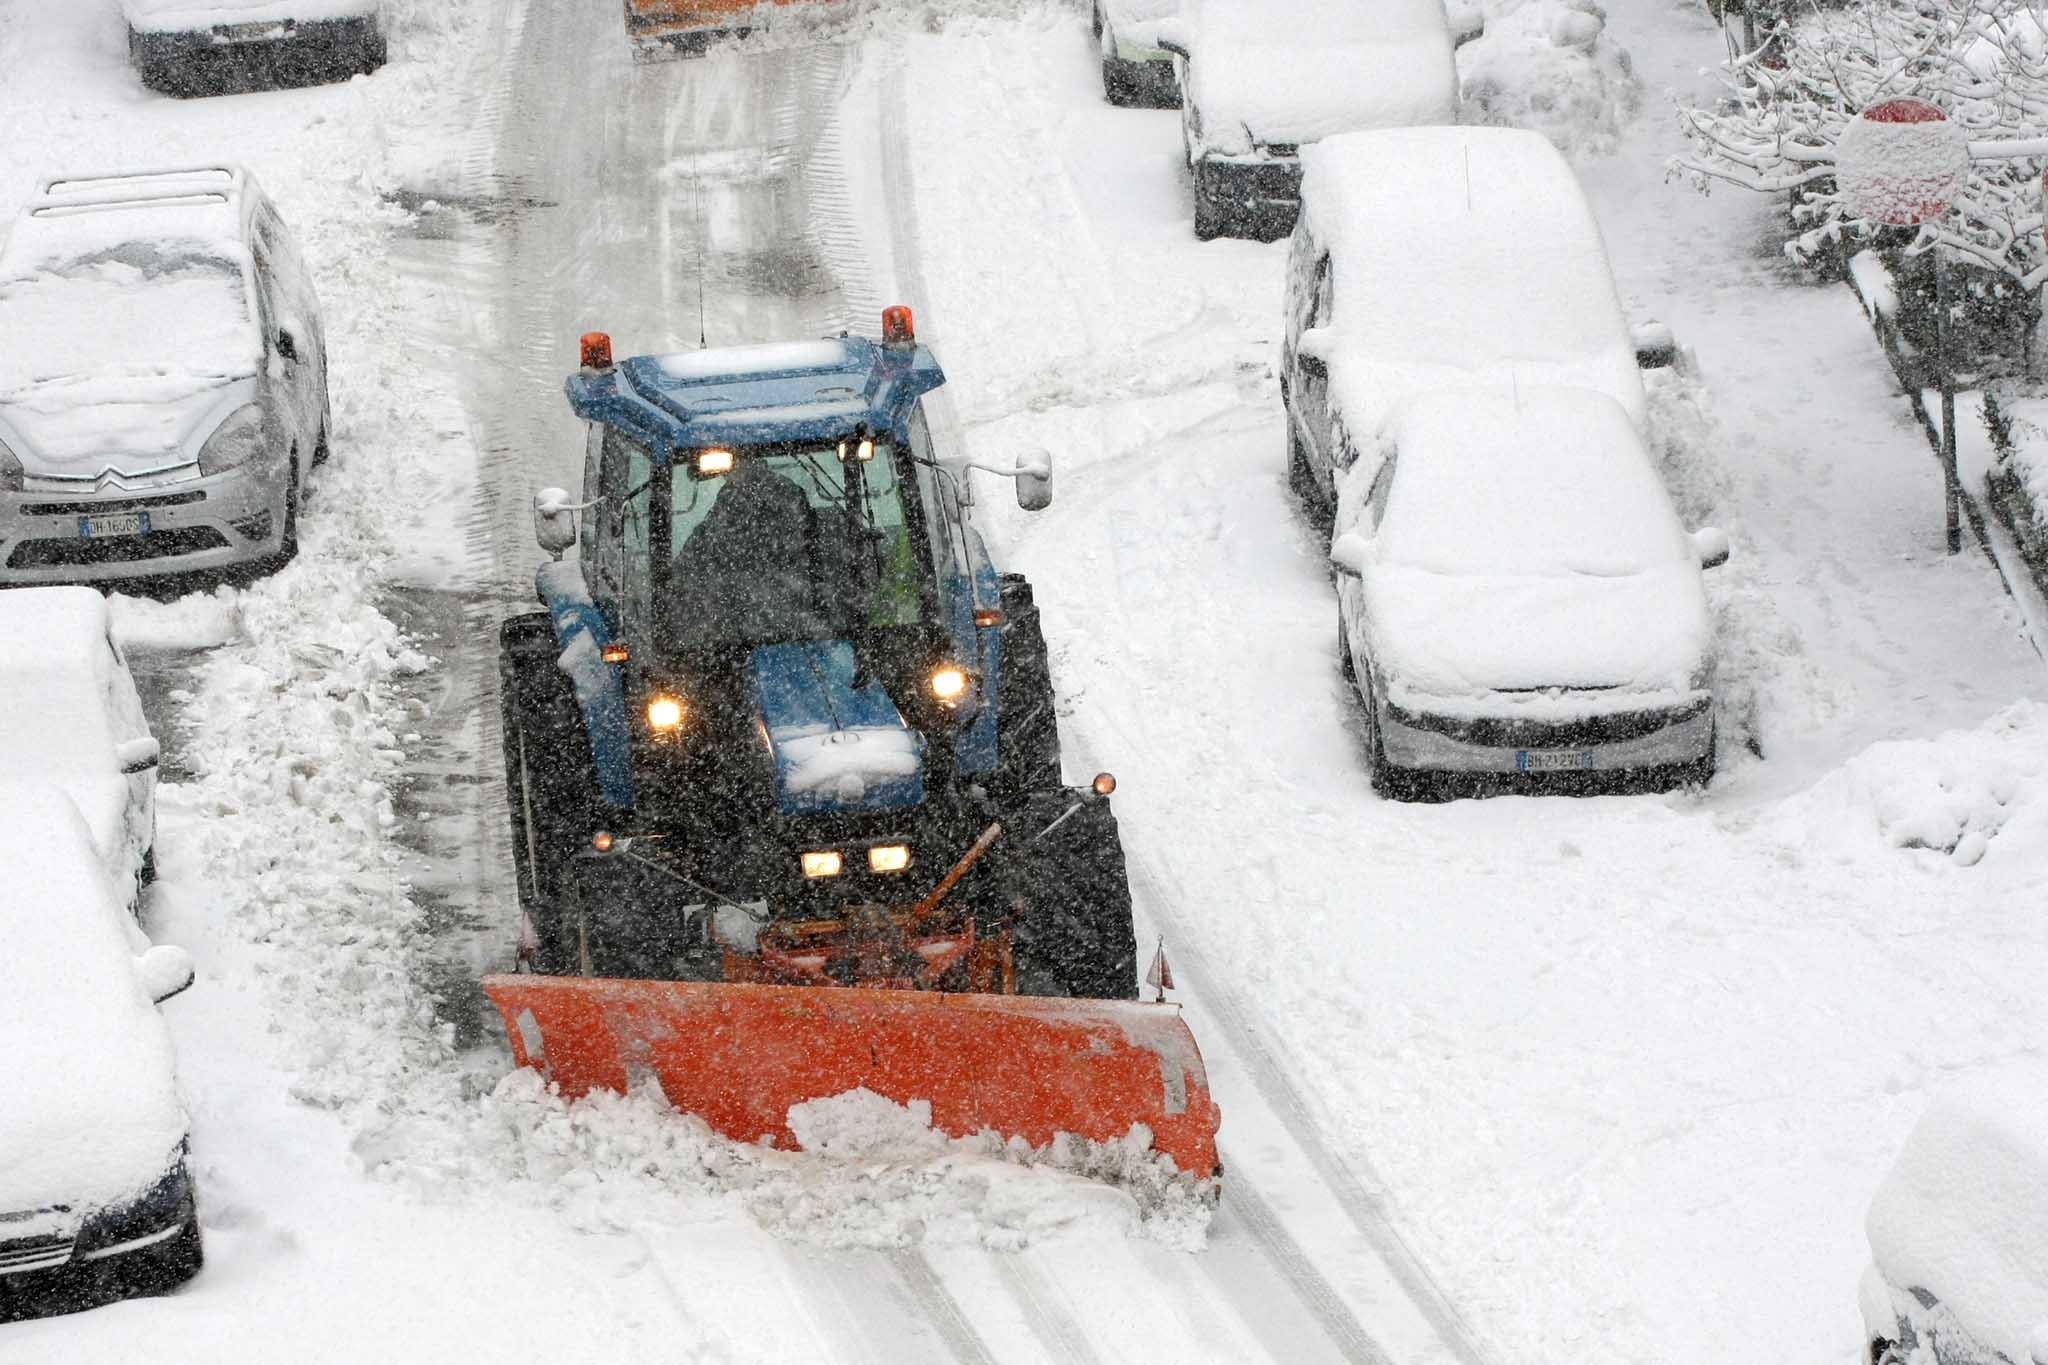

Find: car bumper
<box><xmin>1380</xmin><ymin>694</ymin><xmax>1715</xmax><ymax>775</ymax></box>
<box><xmin>0</xmin><ymin>463</ymin><xmax>288</xmax><ymax>584</ymax></box>
<box><xmin>0</xmin><ymin>1158</ymin><xmax>194</xmax><ymax>1288</ymax></box>
<box><xmin>1193</xmin><ymin>154</ymin><xmax>1304</xmax><ymax>241</ymax></box>
<box><xmin>1104</xmin><ymin>42</ymin><xmax>1180</xmax><ymax>104</ymax></box>
<box><xmin>128</xmin><ymin>15</ymin><xmax>386</xmax><ymax>95</ymax></box>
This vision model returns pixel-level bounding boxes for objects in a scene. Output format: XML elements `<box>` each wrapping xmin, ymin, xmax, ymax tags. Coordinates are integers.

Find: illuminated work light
<box><xmin>591</xmin><ymin>830</ymin><xmax>616</xmax><ymax>853</ymax></box>
<box><xmin>646</xmin><ymin>695</ymin><xmax>685</xmax><ymax>731</ymax></box>
<box><xmin>867</xmin><ymin>844</ymin><xmax>911</xmax><ymax>874</ymax></box>
<box><xmin>837</xmin><ymin>437</ymin><xmax>875</xmax><ymax>463</ymax></box>
<box><xmin>929</xmin><ymin>666</ymin><xmax>967</xmax><ymax>704</ymax></box>
<box><xmin>801</xmin><ymin>850</ymin><xmax>844</xmax><ymax>879</ymax></box>
<box><xmin>697</xmin><ymin>449</ymin><xmax>734</xmax><ymax>476</ymax></box>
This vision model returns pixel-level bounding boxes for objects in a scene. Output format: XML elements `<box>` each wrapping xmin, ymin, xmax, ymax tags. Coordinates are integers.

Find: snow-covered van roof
<box><xmin>0</xmin><ymin>783</ymin><xmax>186</xmax><ymax>1217</ymax></box>
<box><xmin>1299</xmin><ymin>126</ymin><xmax>1645</xmax><ymax>436</ymax></box>
<box><xmin>1867</xmin><ymin>1065</ymin><xmax>2048</xmax><ymax>1365</ymax></box>
<box><xmin>122</xmin><ymin>0</ymin><xmax>380</xmax><ymax>33</ymax></box>
<box><xmin>1179</xmin><ymin>0</ymin><xmax>1458</xmax><ymax>154</ymax></box>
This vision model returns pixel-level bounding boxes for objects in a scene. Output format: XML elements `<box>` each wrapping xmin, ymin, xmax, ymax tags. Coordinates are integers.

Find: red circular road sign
<box><xmin>1835</xmin><ymin>97</ymin><xmax>1970</xmax><ymax>226</ymax></box>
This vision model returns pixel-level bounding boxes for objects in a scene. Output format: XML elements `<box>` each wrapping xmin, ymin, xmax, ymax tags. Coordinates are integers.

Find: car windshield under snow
<box><xmin>0</xmin><ymin>240</ymin><xmax>255</xmax><ymax>393</ymax></box>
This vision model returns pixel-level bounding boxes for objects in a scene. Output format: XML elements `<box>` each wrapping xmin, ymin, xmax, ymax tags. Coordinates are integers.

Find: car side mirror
<box><xmin>136</xmin><ymin>944</ymin><xmax>195</xmax><ymax>1004</ymax></box>
<box><xmin>1632</xmin><ymin>321</ymin><xmax>1678</xmax><ymax>370</ymax></box>
<box><xmin>1446</xmin><ymin>2</ymin><xmax>1485</xmax><ymax>46</ymax></box>
<box><xmin>1152</xmin><ymin>21</ymin><xmax>1188</xmax><ymax>59</ymax></box>
<box><xmin>1298</xmin><ymin>325</ymin><xmax>1334</xmax><ymax>380</ymax></box>
<box><xmin>1692</xmin><ymin>526</ymin><xmax>1731</xmax><ymax>570</ymax></box>
<box><xmin>1330</xmin><ymin>531</ymin><xmax>1371</xmax><ymax>578</ymax></box>
<box><xmin>276</xmin><ymin>326</ymin><xmax>300</xmax><ymax>364</ymax></box>
<box><xmin>1015</xmin><ymin>448</ymin><xmax>1053</xmax><ymax>512</ymax></box>
<box><xmin>534</xmin><ymin>486</ymin><xmax>579</xmax><ymax>557</ymax></box>
<box><xmin>116</xmin><ymin>737</ymin><xmax>161</xmax><ymax>775</ymax></box>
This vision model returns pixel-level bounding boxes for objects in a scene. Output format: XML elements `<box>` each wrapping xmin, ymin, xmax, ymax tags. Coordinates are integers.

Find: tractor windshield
<box><xmin>652</xmin><ymin>441</ymin><xmax>928</xmax><ymax>651</ymax></box>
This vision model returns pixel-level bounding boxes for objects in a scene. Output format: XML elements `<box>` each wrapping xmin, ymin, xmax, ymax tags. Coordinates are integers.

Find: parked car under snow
<box><xmin>1156</xmin><ymin>0</ymin><xmax>1466</xmax><ymax>240</ymax></box>
<box><xmin>0</xmin><ymin>785</ymin><xmax>200</xmax><ymax>1312</ymax></box>
<box><xmin>0</xmin><ymin>587</ymin><xmax>160</xmax><ymax>897</ymax></box>
<box><xmin>122</xmin><ymin>0</ymin><xmax>386</xmax><ymax>98</ymax></box>
<box><xmin>1862</xmin><ymin>1067</ymin><xmax>2048</xmax><ymax>1365</ymax></box>
<box><xmin>0</xmin><ymin>166</ymin><xmax>330</xmax><ymax>584</ymax></box>
<box><xmin>1283</xmin><ymin>125</ymin><xmax>1667</xmax><ymax>520</ymax></box>
<box><xmin>1329</xmin><ymin>389</ymin><xmax>1726</xmax><ymax>798</ymax></box>
<box><xmin>1092</xmin><ymin>0</ymin><xmax>1181</xmax><ymax>108</ymax></box>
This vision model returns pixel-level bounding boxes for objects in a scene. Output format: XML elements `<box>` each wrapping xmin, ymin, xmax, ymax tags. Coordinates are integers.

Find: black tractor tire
<box><xmin>994</xmin><ymin>574</ymin><xmax>1064</xmax><ymax>793</ymax></box>
<box><xmin>1005</xmin><ymin>792</ymin><xmax>1139</xmax><ymax>1001</ymax></box>
<box><xmin>500</xmin><ymin>613</ymin><xmax>602</xmax><ymax>973</ymax></box>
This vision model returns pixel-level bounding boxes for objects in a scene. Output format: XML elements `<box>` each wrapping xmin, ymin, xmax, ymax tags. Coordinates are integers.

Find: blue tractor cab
<box><xmin>497</xmin><ymin>309</ymin><xmax>1135</xmax><ymax>1001</ymax></box>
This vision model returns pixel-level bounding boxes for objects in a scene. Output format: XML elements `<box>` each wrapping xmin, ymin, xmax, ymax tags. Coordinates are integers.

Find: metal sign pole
<box><xmin>1936</xmin><ymin>251</ymin><xmax>1961</xmax><ymax>554</ymax></box>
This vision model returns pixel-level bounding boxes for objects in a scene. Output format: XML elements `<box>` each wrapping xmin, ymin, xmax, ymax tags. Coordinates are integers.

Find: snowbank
<box><xmin>1867</xmin><ymin>1063</ymin><xmax>2048</xmax><ymax>1364</ymax></box>
<box><xmin>1458</xmin><ymin>0</ymin><xmax>1641</xmax><ymax>160</ymax></box>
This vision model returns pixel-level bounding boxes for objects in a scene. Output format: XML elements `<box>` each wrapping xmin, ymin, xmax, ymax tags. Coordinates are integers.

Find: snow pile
<box><xmin>1866</xmin><ymin>1063</ymin><xmax>2048</xmax><ymax>1364</ymax></box>
<box><xmin>1458</xmin><ymin>0</ymin><xmax>1642</xmax><ymax>160</ymax></box>
<box><xmin>1641</xmin><ymin>362</ymin><xmax>1843</xmax><ymax>764</ymax></box>
<box><xmin>1777</xmin><ymin>702</ymin><xmax>2048</xmax><ymax>866</ymax></box>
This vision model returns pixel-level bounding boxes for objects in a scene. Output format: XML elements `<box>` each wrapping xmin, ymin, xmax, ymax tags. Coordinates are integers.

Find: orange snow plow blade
<box><xmin>623</xmin><ymin>0</ymin><xmax>839</xmax><ymax>54</ymax></box>
<box><xmin>483</xmin><ymin>975</ymin><xmax>1222</xmax><ymax>1180</ymax></box>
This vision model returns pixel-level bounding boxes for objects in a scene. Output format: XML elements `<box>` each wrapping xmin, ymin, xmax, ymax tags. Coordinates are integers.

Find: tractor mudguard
<box><xmin>537</xmin><ymin>561</ymin><xmax>633</xmax><ymax>809</ymax></box>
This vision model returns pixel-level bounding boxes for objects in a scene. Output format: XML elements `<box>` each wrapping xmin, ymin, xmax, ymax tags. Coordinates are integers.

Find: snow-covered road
<box><xmin>4</xmin><ymin>2</ymin><xmax>2047</xmax><ymax>1363</ymax></box>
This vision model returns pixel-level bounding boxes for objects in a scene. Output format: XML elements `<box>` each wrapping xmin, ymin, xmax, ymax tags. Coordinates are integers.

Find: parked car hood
<box><xmin>1363</xmin><ymin>561</ymin><xmax>1711</xmax><ymax>703</ymax></box>
<box><xmin>0</xmin><ymin>371</ymin><xmax>252</xmax><ymax>479</ymax></box>
<box><xmin>0</xmin><ymin>787</ymin><xmax>186</xmax><ymax>1216</ymax></box>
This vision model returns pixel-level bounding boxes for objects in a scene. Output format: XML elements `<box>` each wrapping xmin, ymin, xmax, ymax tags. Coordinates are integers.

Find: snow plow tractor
<box><xmin>623</xmin><ymin>0</ymin><xmax>838</xmax><ymax>58</ymax></box>
<box><xmin>483</xmin><ymin>310</ymin><xmax>1222</xmax><ymax>1182</ymax></box>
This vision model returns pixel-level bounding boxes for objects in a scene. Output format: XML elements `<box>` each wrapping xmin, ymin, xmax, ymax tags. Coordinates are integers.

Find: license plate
<box><xmin>78</xmin><ymin>512</ymin><xmax>147</xmax><ymax>539</ymax></box>
<box><xmin>215</xmin><ymin>20</ymin><xmax>290</xmax><ymax>43</ymax></box>
<box><xmin>1517</xmin><ymin>749</ymin><xmax>1593</xmax><ymax>773</ymax></box>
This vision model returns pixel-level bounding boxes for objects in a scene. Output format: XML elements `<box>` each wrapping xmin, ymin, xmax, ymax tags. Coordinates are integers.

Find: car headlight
<box><xmin>75</xmin><ymin>1153</ymin><xmax>191</xmax><ymax>1255</ymax></box>
<box><xmin>0</xmin><ymin>437</ymin><xmax>23</xmax><ymax>493</ymax></box>
<box><xmin>196</xmin><ymin>404</ymin><xmax>268</xmax><ymax>476</ymax></box>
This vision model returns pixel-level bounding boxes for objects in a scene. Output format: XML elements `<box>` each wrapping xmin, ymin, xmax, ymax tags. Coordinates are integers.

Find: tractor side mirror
<box><xmin>1692</xmin><ymin>526</ymin><xmax>1731</xmax><ymax>570</ymax></box>
<box><xmin>534</xmin><ymin>487</ymin><xmax>578</xmax><ymax>558</ymax></box>
<box><xmin>136</xmin><ymin>944</ymin><xmax>195</xmax><ymax>1004</ymax></box>
<box><xmin>1632</xmin><ymin>321</ymin><xmax>1678</xmax><ymax>370</ymax></box>
<box><xmin>1330</xmin><ymin>531</ymin><xmax>1371</xmax><ymax>578</ymax></box>
<box><xmin>116</xmin><ymin>737</ymin><xmax>161</xmax><ymax>775</ymax></box>
<box><xmin>1015</xmin><ymin>448</ymin><xmax>1053</xmax><ymax>512</ymax></box>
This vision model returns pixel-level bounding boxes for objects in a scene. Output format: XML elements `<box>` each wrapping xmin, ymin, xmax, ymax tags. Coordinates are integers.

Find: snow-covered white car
<box><xmin>0</xmin><ymin>785</ymin><xmax>200</xmax><ymax>1307</ymax></box>
<box><xmin>1329</xmin><ymin>389</ymin><xmax>1726</xmax><ymax>797</ymax></box>
<box><xmin>0</xmin><ymin>587</ymin><xmax>160</xmax><ymax>897</ymax></box>
<box><xmin>1283</xmin><ymin>125</ymin><xmax>1662</xmax><ymax>519</ymax></box>
<box><xmin>122</xmin><ymin>0</ymin><xmax>386</xmax><ymax>98</ymax></box>
<box><xmin>1092</xmin><ymin>0</ymin><xmax>1180</xmax><ymax>108</ymax></box>
<box><xmin>1861</xmin><ymin>1066</ymin><xmax>2048</xmax><ymax>1365</ymax></box>
<box><xmin>0</xmin><ymin>166</ymin><xmax>330</xmax><ymax>584</ymax></box>
<box><xmin>1155</xmin><ymin>0</ymin><xmax>1464</xmax><ymax>240</ymax></box>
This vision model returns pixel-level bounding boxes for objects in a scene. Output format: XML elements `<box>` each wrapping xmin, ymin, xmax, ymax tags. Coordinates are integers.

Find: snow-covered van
<box><xmin>0</xmin><ymin>166</ymin><xmax>330</xmax><ymax>584</ymax></box>
<box><xmin>1862</xmin><ymin>1066</ymin><xmax>2048</xmax><ymax>1365</ymax></box>
<box><xmin>1155</xmin><ymin>0</ymin><xmax>1468</xmax><ymax>240</ymax></box>
<box><xmin>1281</xmin><ymin>125</ymin><xmax>1658</xmax><ymax>519</ymax></box>
<box><xmin>0</xmin><ymin>785</ymin><xmax>199</xmax><ymax>1306</ymax></box>
<box><xmin>122</xmin><ymin>0</ymin><xmax>385</xmax><ymax>97</ymax></box>
<box><xmin>1328</xmin><ymin>389</ymin><xmax>1725</xmax><ymax>796</ymax></box>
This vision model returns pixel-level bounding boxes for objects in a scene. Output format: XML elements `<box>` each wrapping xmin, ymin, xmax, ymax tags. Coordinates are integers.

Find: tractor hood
<box><xmin>750</xmin><ymin>641</ymin><xmax>925</xmax><ymax>816</ymax></box>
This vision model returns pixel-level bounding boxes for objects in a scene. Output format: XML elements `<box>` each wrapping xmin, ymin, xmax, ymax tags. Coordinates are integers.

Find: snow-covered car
<box><xmin>1283</xmin><ymin>125</ymin><xmax>1662</xmax><ymax>519</ymax></box>
<box><xmin>0</xmin><ymin>587</ymin><xmax>160</xmax><ymax>897</ymax></box>
<box><xmin>1328</xmin><ymin>389</ymin><xmax>1727</xmax><ymax>797</ymax></box>
<box><xmin>0</xmin><ymin>784</ymin><xmax>200</xmax><ymax>1306</ymax></box>
<box><xmin>1155</xmin><ymin>0</ymin><xmax>1464</xmax><ymax>240</ymax></box>
<box><xmin>0</xmin><ymin>166</ymin><xmax>330</xmax><ymax>584</ymax></box>
<box><xmin>122</xmin><ymin>0</ymin><xmax>386</xmax><ymax>98</ymax></box>
<box><xmin>1861</xmin><ymin>1067</ymin><xmax>2048</xmax><ymax>1365</ymax></box>
<box><xmin>1092</xmin><ymin>0</ymin><xmax>1180</xmax><ymax>108</ymax></box>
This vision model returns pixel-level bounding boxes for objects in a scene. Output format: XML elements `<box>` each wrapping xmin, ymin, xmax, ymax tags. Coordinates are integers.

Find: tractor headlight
<box><xmin>867</xmin><ymin>844</ymin><xmax>911</xmax><ymax>874</ymax></box>
<box><xmin>646</xmin><ymin>694</ymin><xmax>685</xmax><ymax>731</ymax></box>
<box><xmin>800</xmin><ymin>850</ymin><xmax>843</xmax><ymax>879</ymax></box>
<box><xmin>197</xmin><ymin>403</ymin><xmax>268</xmax><ymax>476</ymax></box>
<box><xmin>0</xmin><ymin>437</ymin><xmax>22</xmax><ymax>493</ymax></box>
<box><xmin>929</xmin><ymin>665</ymin><xmax>968</xmax><ymax>705</ymax></box>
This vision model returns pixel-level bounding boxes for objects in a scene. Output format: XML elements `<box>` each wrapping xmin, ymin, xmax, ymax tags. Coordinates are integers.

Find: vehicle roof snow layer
<box><xmin>1299</xmin><ymin>125</ymin><xmax>1644</xmax><ymax>432</ymax></box>
<box><xmin>566</xmin><ymin>335</ymin><xmax>946</xmax><ymax>458</ymax></box>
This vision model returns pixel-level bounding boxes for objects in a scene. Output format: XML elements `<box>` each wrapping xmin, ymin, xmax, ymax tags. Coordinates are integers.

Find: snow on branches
<box><xmin>1672</xmin><ymin>0</ymin><xmax>2048</xmax><ymax>286</ymax></box>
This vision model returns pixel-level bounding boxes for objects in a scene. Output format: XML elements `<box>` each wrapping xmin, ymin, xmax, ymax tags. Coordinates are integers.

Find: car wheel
<box><xmin>1288</xmin><ymin>423</ymin><xmax>1330</xmax><ymax>525</ymax></box>
<box><xmin>140</xmin><ymin>843</ymin><xmax>158</xmax><ymax>887</ymax></box>
<box><xmin>312</xmin><ymin>417</ymin><xmax>330</xmax><ymax>468</ymax></box>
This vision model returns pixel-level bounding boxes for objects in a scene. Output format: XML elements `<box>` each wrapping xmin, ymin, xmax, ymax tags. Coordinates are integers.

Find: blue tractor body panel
<box><xmin>556</xmin><ymin>332</ymin><xmax>1001</xmax><ymax>819</ymax></box>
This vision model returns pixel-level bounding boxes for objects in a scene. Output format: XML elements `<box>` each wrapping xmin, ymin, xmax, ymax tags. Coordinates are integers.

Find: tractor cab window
<box><xmin>592</xmin><ymin>428</ymin><xmax>655</xmax><ymax>629</ymax></box>
<box><xmin>655</xmin><ymin>440</ymin><xmax>929</xmax><ymax>652</ymax></box>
